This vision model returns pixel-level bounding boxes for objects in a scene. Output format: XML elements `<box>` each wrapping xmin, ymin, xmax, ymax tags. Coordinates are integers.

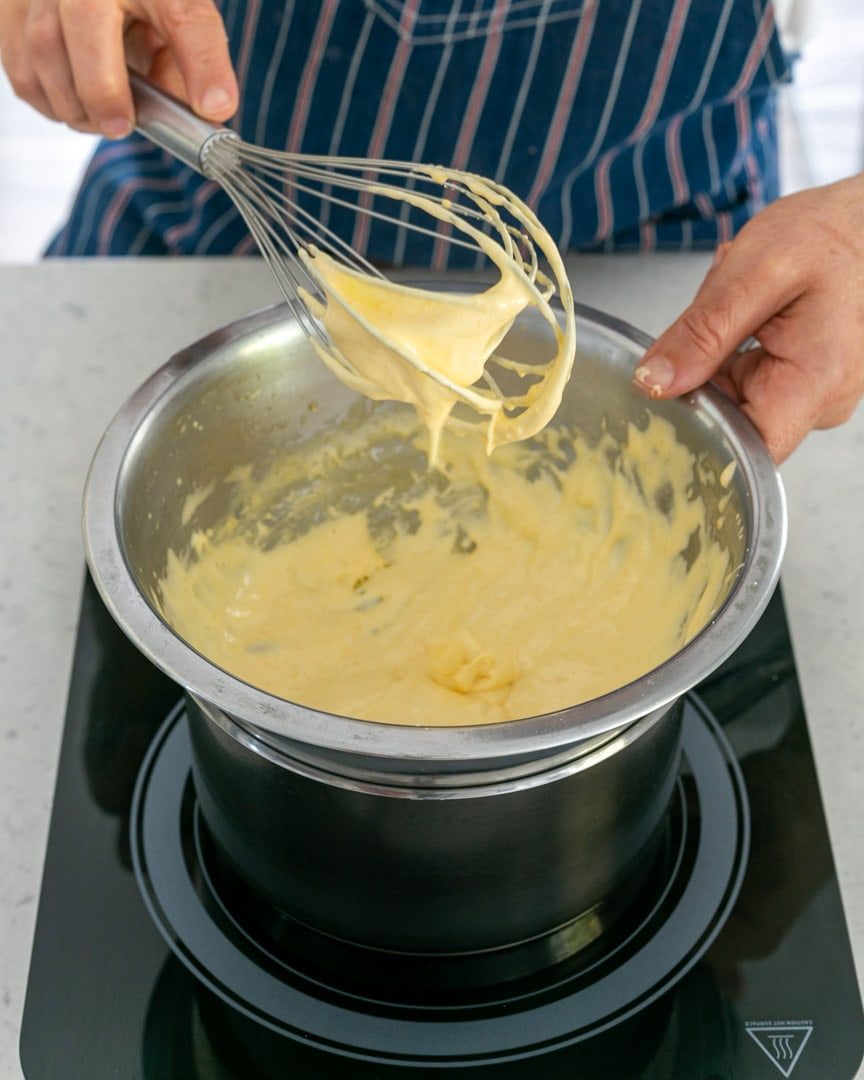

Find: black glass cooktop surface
<box><xmin>20</xmin><ymin>575</ymin><xmax>864</xmax><ymax>1078</ymax></box>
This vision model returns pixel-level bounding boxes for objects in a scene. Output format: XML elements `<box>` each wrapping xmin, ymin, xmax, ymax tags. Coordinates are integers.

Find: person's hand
<box><xmin>0</xmin><ymin>0</ymin><xmax>238</xmax><ymax>138</ymax></box>
<box><xmin>634</xmin><ymin>173</ymin><xmax>864</xmax><ymax>462</ymax></box>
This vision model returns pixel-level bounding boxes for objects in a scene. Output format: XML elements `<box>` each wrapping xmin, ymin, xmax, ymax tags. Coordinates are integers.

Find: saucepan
<box><xmin>82</xmin><ymin>292</ymin><xmax>785</xmax><ymax>959</ymax></box>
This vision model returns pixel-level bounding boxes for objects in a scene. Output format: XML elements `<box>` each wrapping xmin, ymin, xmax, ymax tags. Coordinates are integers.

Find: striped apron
<box><xmin>47</xmin><ymin>0</ymin><xmax>790</xmax><ymax>263</ymax></box>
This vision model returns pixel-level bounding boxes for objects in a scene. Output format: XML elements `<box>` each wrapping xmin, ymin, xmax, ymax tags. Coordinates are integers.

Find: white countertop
<box><xmin>0</xmin><ymin>256</ymin><xmax>861</xmax><ymax>1078</ymax></box>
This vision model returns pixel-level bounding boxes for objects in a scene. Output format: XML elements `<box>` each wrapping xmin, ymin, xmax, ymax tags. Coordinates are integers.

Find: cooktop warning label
<box><xmin>745</xmin><ymin>1021</ymin><xmax>814</xmax><ymax>1077</ymax></box>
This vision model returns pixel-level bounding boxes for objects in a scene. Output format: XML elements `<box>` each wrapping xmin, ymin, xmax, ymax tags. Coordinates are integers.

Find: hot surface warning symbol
<box><xmin>745</xmin><ymin>1022</ymin><xmax>814</xmax><ymax>1077</ymax></box>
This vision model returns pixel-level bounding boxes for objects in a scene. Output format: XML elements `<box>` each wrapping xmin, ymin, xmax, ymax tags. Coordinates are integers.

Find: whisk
<box><xmin>130</xmin><ymin>74</ymin><xmax>575</xmax><ymax>449</ymax></box>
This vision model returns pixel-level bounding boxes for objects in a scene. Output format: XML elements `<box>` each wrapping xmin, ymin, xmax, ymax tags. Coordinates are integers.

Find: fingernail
<box><xmin>100</xmin><ymin>117</ymin><xmax>132</xmax><ymax>139</ymax></box>
<box><xmin>634</xmin><ymin>356</ymin><xmax>675</xmax><ymax>399</ymax></box>
<box><xmin>200</xmin><ymin>87</ymin><xmax>233</xmax><ymax>115</ymax></box>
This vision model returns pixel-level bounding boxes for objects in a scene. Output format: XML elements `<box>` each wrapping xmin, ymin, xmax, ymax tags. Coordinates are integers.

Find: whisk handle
<box><xmin>130</xmin><ymin>72</ymin><xmax>237</xmax><ymax>173</ymax></box>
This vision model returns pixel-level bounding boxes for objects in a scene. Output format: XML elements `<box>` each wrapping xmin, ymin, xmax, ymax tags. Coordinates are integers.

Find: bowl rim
<box><xmin>82</xmin><ymin>298</ymin><xmax>787</xmax><ymax>763</ymax></box>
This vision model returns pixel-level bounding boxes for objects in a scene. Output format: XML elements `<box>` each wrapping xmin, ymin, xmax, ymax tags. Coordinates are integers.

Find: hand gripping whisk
<box><xmin>130</xmin><ymin>75</ymin><xmax>575</xmax><ymax>450</ymax></box>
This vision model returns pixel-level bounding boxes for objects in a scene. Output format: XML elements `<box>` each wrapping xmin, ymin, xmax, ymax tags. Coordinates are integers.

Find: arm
<box><xmin>634</xmin><ymin>174</ymin><xmax>864</xmax><ymax>462</ymax></box>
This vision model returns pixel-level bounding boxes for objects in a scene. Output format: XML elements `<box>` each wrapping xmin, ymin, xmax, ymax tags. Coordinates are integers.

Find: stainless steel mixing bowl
<box><xmin>83</xmin><ymin>294</ymin><xmax>786</xmax><ymax>955</ymax></box>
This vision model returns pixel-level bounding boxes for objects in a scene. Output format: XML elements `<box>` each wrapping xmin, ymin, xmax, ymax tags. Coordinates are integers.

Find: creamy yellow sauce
<box><xmin>155</xmin><ymin>410</ymin><xmax>736</xmax><ymax>726</ymax></box>
<box><xmin>297</xmin><ymin>166</ymin><xmax>576</xmax><ymax>462</ymax></box>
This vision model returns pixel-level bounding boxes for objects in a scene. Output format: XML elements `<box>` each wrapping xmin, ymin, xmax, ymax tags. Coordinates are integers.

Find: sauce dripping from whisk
<box><xmin>298</xmin><ymin>167</ymin><xmax>576</xmax><ymax>462</ymax></box>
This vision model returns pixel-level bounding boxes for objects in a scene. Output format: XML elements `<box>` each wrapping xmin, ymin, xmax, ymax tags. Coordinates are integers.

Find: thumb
<box><xmin>146</xmin><ymin>0</ymin><xmax>238</xmax><ymax>121</ymax></box>
<box><xmin>633</xmin><ymin>233</ymin><xmax>801</xmax><ymax>399</ymax></box>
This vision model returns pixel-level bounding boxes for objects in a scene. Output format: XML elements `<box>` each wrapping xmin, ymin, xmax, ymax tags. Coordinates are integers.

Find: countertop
<box><xmin>0</xmin><ymin>256</ymin><xmax>862</xmax><ymax>1079</ymax></box>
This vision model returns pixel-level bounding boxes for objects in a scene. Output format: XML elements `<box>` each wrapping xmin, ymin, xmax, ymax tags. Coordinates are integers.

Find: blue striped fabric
<box><xmin>47</xmin><ymin>0</ymin><xmax>790</xmax><ymax>263</ymax></box>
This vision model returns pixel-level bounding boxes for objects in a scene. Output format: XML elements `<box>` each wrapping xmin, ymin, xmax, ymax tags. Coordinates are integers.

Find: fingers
<box><xmin>142</xmin><ymin>0</ymin><xmax>237</xmax><ymax>120</ymax></box>
<box><xmin>60</xmin><ymin>0</ymin><xmax>134</xmax><ymax>136</ymax></box>
<box><xmin>0</xmin><ymin>0</ymin><xmax>236</xmax><ymax>135</ymax></box>
<box><xmin>124</xmin><ymin>21</ymin><xmax>185</xmax><ymax>99</ymax></box>
<box><xmin>633</xmin><ymin>225</ymin><xmax>804</xmax><ymax>399</ymax></box>
<box><xmin>630</xmin><ymin>177</ymin><xmax>864</xmax><ymax>461</ymax></box>
<box><xmin>1</xmin><ymin>0</ymin><xmax>131</xmax><ymax>133</ymax></box>
<box><xmin>0</xmin><ymin>0</ymin><xmax>55</xmax><ymax>118</ymax></box>
<box><xmin>707</xmin><ymin>339</ymin><xmax>861</xmax><ymax>463</ymax></box>
<box><xmin>720</xmin><ymin>348</ymin><xmax>816</xmax><ymax>463</ymax></box>
<box><xmin>24</xmin><ymin>0</ymin><xmax>78</xmax><ymax>123</ymax></box>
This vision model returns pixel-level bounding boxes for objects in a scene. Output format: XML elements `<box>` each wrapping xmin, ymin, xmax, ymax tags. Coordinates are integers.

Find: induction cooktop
<box><xmin>19</xmin><ymin>575</ymin><xmax>864</xmax><ymax>1078</ymax></box>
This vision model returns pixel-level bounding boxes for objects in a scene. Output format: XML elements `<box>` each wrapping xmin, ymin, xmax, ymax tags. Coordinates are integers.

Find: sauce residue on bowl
<box><xmin>155</xmin><ymin>409</ymin><xmax>737</xmax><ymax>726</ymax></box>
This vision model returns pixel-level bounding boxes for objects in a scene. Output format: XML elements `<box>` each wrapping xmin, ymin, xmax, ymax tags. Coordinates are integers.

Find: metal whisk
<box><xmin>131</xmin><ymin>75</ymin><xmax>575</xmax><ymax>446</ymax></box>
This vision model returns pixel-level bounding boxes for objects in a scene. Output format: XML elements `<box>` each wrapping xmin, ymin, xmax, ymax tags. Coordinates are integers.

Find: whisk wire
<box><xmin>131</xmin><ymin>75</ymin><xmax>575</xmax><ymax>449</ymax></box>
<box><xmin>220</xmin><ymin>171</ymin><xmax>324</xmax><ymax>342</ymax></box>
<box><xmin>206</xmin><ymin>138</ymin><xmax>573</xmax><ymax>437</ymax></box>
<box><xmin>209</xmin><ymin>142</ymin><xmax>501</xmax><ymax>277</ymax></box>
